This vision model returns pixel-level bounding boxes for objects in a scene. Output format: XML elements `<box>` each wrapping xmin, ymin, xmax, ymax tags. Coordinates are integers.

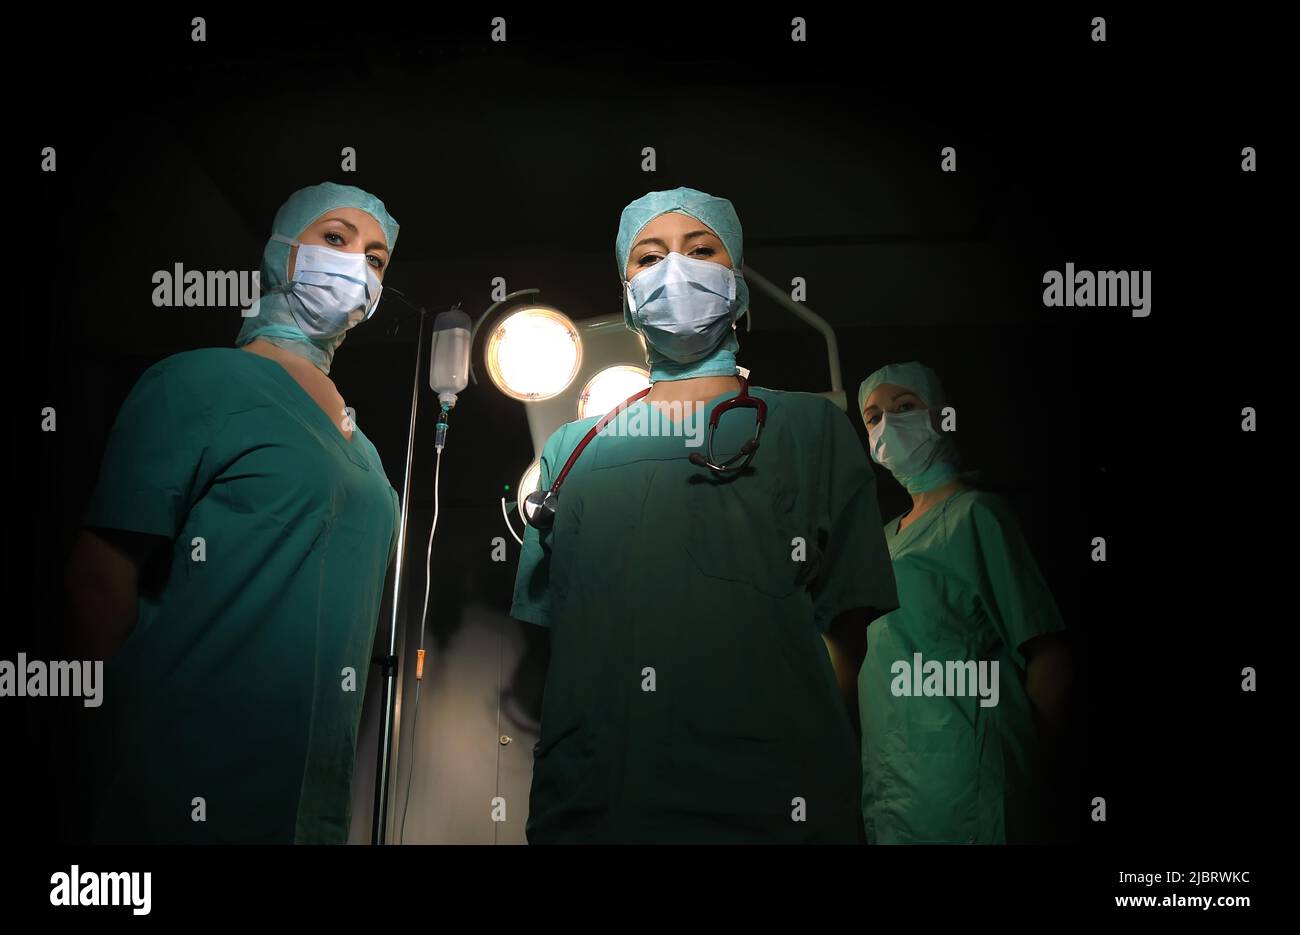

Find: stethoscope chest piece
<box><xmin>520</xmin><ymin>486</ymin><xmax>556</xmax><ymax>530</ymax></box>
<box><xmin>523</xmin><ymin>489</ymin><xmax>558</xmax><ymax>529</ymax></box>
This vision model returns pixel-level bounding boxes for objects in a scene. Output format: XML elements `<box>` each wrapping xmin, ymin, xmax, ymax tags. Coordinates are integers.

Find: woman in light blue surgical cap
<box><xmin>856</xmin><ymin>361</ymin><xmax>1071</xmax><ymax>843</ymax></box>
<box><xmin>66</xmin><ymin>181</ymin><xmax>403</xmax><ymax>843</ymax></box>
<box><xmin>511</xmin><ymin>187</ymin><xmax>900</xmax><ymax>843</ymax></box>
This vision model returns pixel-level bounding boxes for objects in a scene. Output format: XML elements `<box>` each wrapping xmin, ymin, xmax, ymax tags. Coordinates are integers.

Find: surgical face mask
<box><xmin>624</xmin><ymin>252</ymin><xmax>740</xmax><ymax>364</ymax></box>
<box><xmin>270</xmin><ymin>233</ymin><xmax>383</xmax><ymax>339</ymax></box>
<box><xmin>867</xmin><ymin>408</ymin><xmax>958</xmax><ymax>493</ymax></box>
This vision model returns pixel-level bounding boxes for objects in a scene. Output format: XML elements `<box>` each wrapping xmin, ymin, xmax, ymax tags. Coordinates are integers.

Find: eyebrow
<box><xmin>319</xmin><ymin>216</ymin><xmax>389</xmax><ymax>255</ymax></box>
<box><xmin>863</xmin><ymin>390</ymin><xmax>919</xmax><ymax>415</ymax></box>
<box><xmin>632</xmin><ymin>229</ymin><xmax>719</xmax><ymax>253</ymax></box>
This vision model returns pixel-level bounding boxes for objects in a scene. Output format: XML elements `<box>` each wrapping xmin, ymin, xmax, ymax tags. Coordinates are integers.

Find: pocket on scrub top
<box><xmin>683</xmin><ymin>467</ymin><xmax>800</xmax><ymax>601</ymax></box>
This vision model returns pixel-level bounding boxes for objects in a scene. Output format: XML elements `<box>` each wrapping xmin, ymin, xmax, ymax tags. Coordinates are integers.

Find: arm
<box><xmin>69</xmin><ymin>357</ymin><xmax>215</xmax><ymax>662</ymax></box>
<box><xmin>822</xmin><ymin>610</ymin><xmax>869</xmax><ymax>733</ymax></box>
<box><xmin>963</xmin><ymin>497</ymin><xmax>1069</xmax><ymax>738</ymax></box>
<box><xmin>66</xmin><ymin>528</ymin><xmax>167</xmax><ymax>660</ymax></box>
<box><xmin>811</xmin><ymin>403</ymin><xmax>899</xmax><ymax>734</ymax></box>
<box><xmin>1022</xmin><ymin>631</ymin><xmax>1072</xmax><ymax>843</ymax></box>
<box><xmin>510</xmin><ymin>427</ymin><xmax>565</xmax><ymax>628</ymax></box>
<box><xmin>1022</xmin><ymin>632</ymin><xmax>1072</xmax><ymax>741</ymax></box>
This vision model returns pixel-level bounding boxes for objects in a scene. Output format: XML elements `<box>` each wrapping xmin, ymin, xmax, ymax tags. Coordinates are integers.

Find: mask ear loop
<box><xmin>732</xmin><ymin>268</ymin><xmax>750</xmax><ymax>332</ymax></box>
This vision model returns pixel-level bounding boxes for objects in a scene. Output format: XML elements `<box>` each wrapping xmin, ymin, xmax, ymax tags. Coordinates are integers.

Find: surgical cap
<box><xmin>858</xmin><ymin>361</ymin><xmax>948</xmax><ymax>428</ymax></box>
<box><xmin>615</xmin><ymin>187</ymin><xmax>744</xmax><ymax>276</ymax></box>
<box><xmin>236</xmin><ymin>181</ymin><xmax>400</xmax><ymax>374</ymax></box>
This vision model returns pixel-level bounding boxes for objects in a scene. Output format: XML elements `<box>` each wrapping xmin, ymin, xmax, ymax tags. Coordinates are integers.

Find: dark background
<box><xmin>7</xmin><ymin>9</ymin><xmax>1279</xmax><ymax>848</ymax></box>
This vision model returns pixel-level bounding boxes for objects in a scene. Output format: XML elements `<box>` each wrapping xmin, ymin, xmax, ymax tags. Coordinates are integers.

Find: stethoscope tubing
<box><xmin>525</xmin><ymin>376</ymin><xmax>766</xmax><ymax>529</ymax></box>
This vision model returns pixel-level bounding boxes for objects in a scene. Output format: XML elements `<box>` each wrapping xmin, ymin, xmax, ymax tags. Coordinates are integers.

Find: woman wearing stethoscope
<box><xmin>511</xmin><ymin>187</ymin><xmax>899</xmax><ymax>843</ymax></box>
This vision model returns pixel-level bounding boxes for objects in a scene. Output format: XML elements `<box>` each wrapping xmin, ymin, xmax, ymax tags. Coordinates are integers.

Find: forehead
<box><xmin>636</xmin><ymin>211</ymin><xmax>719</xmax><ymax>239</ymax></box>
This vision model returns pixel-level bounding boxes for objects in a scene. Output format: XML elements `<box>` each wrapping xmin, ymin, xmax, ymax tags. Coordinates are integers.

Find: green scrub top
<box><xmin>511</xmin><ymin>386</ymin><xmax>898</xmax><ymax>843</ymax></box>
<box><xmin>78</xmin><ymin>348</ymin><xmax>400</xmax><ymax>843</ymax></box>
<box><xmin>858</xmin><ymin>487</ymin><xmax>1065</xmax><ymax>844</ymax></box>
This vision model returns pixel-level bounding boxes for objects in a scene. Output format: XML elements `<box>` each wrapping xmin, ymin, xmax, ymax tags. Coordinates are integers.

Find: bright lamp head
<box><xmin>485</xmin><ymin>305</ymin><xmax>582</xmax><ymax>401</ymax></box>
<box><xmin>576</xmin><ymin>365</ymin><xmax>651</xmax><ymax>420</ymax></box>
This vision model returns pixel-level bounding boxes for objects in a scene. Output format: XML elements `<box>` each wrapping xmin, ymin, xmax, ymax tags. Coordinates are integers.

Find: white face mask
<box><xmin>624</xmin><ymin>252</ymin><xmax>740</xmax><ymax>363</ymax></box>
<box><xmin>867</xmin><ymin>409</ymin><xmax>958</xmax><ymax>494</ymax></box>
<box><xmin>270</xmin><ymin>234</ymin><xmax>383</xmax><ymax>338</ymax></box>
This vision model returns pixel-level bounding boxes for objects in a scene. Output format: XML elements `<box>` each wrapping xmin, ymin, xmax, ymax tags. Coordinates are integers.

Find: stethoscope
<box><xmin>522</xmin><ymin>375</ymin><xmax>768</xmax><ymax>530</ymax></box>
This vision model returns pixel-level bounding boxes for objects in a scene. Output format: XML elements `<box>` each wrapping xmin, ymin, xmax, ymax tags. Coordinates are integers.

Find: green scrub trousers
<box><xmin>512</xmin><ymin>387</ymin><xmax>898</xmax><ymax>843</ymax></box>
<box><xmin>78</xmin><ymin>348</ymin><xmax>400</xmax><ymax>843</ymax></box>
<box><xmin>858</xmin><ymin>488</ymin><xmax>1065</xmax><ymax>843</ymax></box>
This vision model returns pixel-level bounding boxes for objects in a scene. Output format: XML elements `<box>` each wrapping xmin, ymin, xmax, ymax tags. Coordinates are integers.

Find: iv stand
<box><xmin>371</xmin><ymin>299</ymin><xmax>428</xmax><ymax>845</ymax></box>
<box><xmin>368</xmin><ymin>287</ymin><xmax>537</xmax><ymax>843</ymax></box>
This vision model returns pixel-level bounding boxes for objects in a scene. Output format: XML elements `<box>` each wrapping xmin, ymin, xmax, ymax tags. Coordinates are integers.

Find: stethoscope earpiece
<box><xmin>690</xmin><ymin>434</ymin><xmax>762</xmax><ymax>474</ymax></box>
<box><xmin>698</xmin><ymin>378</ymin><xmax>765</xmax><ymax>475</ymax></box>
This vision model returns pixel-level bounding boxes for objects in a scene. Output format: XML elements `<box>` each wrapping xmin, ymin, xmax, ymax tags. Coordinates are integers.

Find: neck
<box><xmin>242</xmin><ymin>338</ymin><xmax>330</xmax><ymax>379</ymax></box>
<box><xmin>908</xmin><ymin>478</ymin><xmax>965</xmax><ymax>517</ymax></box>
<box><xmin>646</xmin><ymin>373</ymin><xmax>741</xmax><ymax>404</ymax></box>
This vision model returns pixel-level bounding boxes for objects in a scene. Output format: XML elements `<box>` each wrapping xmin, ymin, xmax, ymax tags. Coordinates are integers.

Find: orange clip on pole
<box><xmin>416</xmin><ymin>649</ymin><xmax>426</xmax><ymax>680</ymax></box>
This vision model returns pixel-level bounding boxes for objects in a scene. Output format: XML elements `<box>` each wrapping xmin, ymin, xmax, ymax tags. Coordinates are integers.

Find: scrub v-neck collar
<box><xmin>243</xmin><ymin>350</ymin><xmax>372</xmax><ymax>470</ymax></box>
<box><xmin>888</xmin><ymin>487</ymin><xmax>969</xmax><ymax>548</ymax></box>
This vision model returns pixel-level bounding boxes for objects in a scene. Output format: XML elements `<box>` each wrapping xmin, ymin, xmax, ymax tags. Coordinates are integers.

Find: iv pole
<box><xmin>371</xmin><ymin>294</ymin><xmax>428</xmax><ymax>845</ymax></box>
<box><xmin>369</xmin><ymin>286</ymin><xmax>542</xmax><ymax>844</ymax></box>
